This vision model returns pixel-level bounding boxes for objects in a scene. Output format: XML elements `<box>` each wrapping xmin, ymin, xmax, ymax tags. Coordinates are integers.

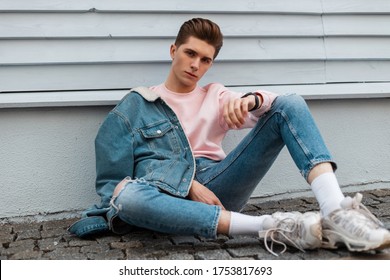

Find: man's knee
<box><xmin>112</xmin><ymin>180</ymin><xmax>152</xmax><ymax>215</ymax></box>
<box><xmin>275</xmin><ymin>93</ymin><xmax>305</xmax><ymax>106</ymax></box>
<box><xmin>273</xmin><ymin>93</ymin><xmax>309</xmax><ymax>115</ymax></box>
<box><xmin>112</xmin><ymin>176</ymin><xmax>132</xmax><ymax>197</ymax></box>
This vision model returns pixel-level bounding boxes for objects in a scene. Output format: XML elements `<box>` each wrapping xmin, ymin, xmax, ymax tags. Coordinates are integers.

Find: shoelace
<box><xmin>260</xmin><ymin>217</ymin><xmax>305</xmax><ymax>257</ymax></box>
<box><xmin>341</xmin><ymin>193</ymin><xmax>384</xmax><ymax>227</ymax></box>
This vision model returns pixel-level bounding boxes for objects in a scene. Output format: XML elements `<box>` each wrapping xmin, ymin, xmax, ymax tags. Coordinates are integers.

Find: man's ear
<box><xmin>170</xmin><ymin>44</ymin><xmax>177</xmax><ymax>59</ymax></box>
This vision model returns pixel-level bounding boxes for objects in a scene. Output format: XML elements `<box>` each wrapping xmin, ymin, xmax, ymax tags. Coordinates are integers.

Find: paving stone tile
<box><xmin>125</xmin><ymin>247</ymin><xmax>168</xmax><ymax>260</ymax></box>
<box><xmin>80</xmin><ymin>243</ymin><xmax>110</xmax><ymax>254</ymax></box>
<box><xmin>42</xmin><ymin>218</ymin><xmax>77</xmax><ymax>230</ymax></box>
<box><xmin>38</xmin><ymin>237</ymin><xmax>66</xmax><ymax>252</ymax></box>
<box><xmin>242</xmin><ymin>204</ymin><xmax>259</xmax><ymax>213</ymax></box>
<box><xmin>159</xmin><ymin>251</ymin><xmax>195</xmax><ymax>260</ymax></box>
<box><xmin>43</xmin><ymin>247</ymin><xmax>85</xmax><ymax>260</ymax></box>
<box><xmin>3</xmin><ymin>239</ymin><xmax>36</xmax><ymax>256</ymax></box>
<box><xmin>0</xmin><ymin>224</ymin><xmax>13</xmax><ymax>235</ymax></box>
<box><xmin>16</xmin><ymin>229</ymin><xmax>41</xmax><ymax>241</ymax></box>
<box><xmin>0</xmin><ymin>231</ymin><xmax>15</xmax><ymax>244</ymax></box>
<box><xmin>87</xmin><ymin>248</ymin><xmax>125</xmax><ymax>260</ymax></box>
<box><xmin>370</xmin><ymin>189</ymin><xmax>390</xmax><ymax>198</ymax></box>
<box><xmin>123</xmin><ymin>248</ymin><xmax>147</xmax><ymax>260</ymax></box>
<box><xmin>142</xmin><ymin>238</ymin><xmax>173</xmax><ymax>249</ymax></box>
<box><xmin>95</xmin><ymin>234</ymin><xmax>122</xmax><ymax>244</ymax></box>
<box><xmin>192</xmin><ymin>241</ymin><xmax>221</xmax><ymax>250</ymax></box>
<box><xmin>110</xmin><ymin>240</ymin><xmax>143</xmax><ymax>250</ymax></box>
<box><xmin>58</xmin><ymin>233</ymin><xmax>80</xmax><ymax>243</ymax></box>
<box><xmin>68</xmin><ymin>239</ymin><xmax>97</xmax><ymax>247</ymax></box>
<box><xmin>195</xmin><ymin>249</ymin><xmax>233</xmax><ymax>260</ymax></box>
<box><xmin>225</xmin><ymin>236</ymin><xmax>261</xmax><ymax>248</ymax></box>
<box><xmin>362</xmin><ymin>196</ymin><xmax>381</xmax><ymax>206</ymax></box>
<box><xmin>11</xmin><ymin>222</ymin><xmax>41</xmax><ymax>232</ymax></box>
<box><xmin>121</xmin><ymin>231</ymin><xmax>155</xmax><ymax>242</ymax></box>
<box><xmin>299</xmin><ymin>249</ymin><xmax>340</xmax><ymax>260</ymax></box>
<box><xmin>227</xmin><ymin>246</ymin><xmax>267</xmax><ymax>259</ymax></box>
<box><xmin>198</xmin><ymin>234</ymin><xmax>229</xmax><ymax>243</ymax></box>
<box><xmin>41</xmin><ymin>227</ymin><xmax>68</xmax><ymax>238</ymax></box>
<box><xmin>262</xmin><ymin>251</ymin><xmax>304</xmax><ymax>260</ymax></box>
<box><xmin>251</xmin><ymin>201</ymin><xmax>280</xmax><ymax>212</ymax></box>
<box><xmin>8</xmin><ymin>249</ymin><xmax>42</xmax><ymax>260</ymax></box>
<box><xmin>170</xmin><ymin>235</ymin><xmax>200</xmax><ymax>245</ymax></box>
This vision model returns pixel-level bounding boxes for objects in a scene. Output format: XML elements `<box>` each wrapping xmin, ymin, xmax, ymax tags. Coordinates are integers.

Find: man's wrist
<box><xmin>241</xmin><ymin>92</ymin><xmax>262</xmax><ymax>111</ymax></box>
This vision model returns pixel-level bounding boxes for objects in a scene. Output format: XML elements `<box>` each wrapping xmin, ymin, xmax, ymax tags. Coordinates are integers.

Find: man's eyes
<box><xmin>185</xmin><ymin>50</ymin><xmax>212</xmax><ymax>64</ymax></box>
<box><xmin>201</xmin><ymin>58</ymin><xmax>212</xmax><ymax>64</ymax></box>
<box><xmin>186</xmin><ymin>50</ymin><xmax>196</xmax><ymax>57</ymax></box>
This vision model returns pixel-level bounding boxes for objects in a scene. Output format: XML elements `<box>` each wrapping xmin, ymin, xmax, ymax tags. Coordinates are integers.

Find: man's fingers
<box><xmin>233</xmin><ymin>99</ymin><xmax>246</xmax><ymax>125</ymax></box>
<box><xmin>223</xmin><ymin>102</ymin><xmax>234</xmax><ymax>128</ymax></box>
<box><xmin>224</xmin><ymin>99</ymin><xmax>247</xmax><ymax>129</ymax></box>
<box><xmin>214</xmin><ymin>197</ymin><xmax>226</xmax><ymax>210</ymax></box>
<box><xmin>189</xmin><ymin>180</ymin><xmax>226</xmax><ymax>210</ymax></box>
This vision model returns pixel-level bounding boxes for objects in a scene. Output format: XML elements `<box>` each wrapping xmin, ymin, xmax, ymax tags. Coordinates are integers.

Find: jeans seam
<box><xmin>211</xmin><ymin>206</ymin><xmax>222</xmax><ymax>238</ymax></box>
<box><xmin>280</xmin><ymin>110</ymin><xmax>335</xmax><ymax>179</ymax></box>
<box><xmin>280</xmin><ymin>110</ymin><xmax>314</xmax><ymax>179</ymax></box>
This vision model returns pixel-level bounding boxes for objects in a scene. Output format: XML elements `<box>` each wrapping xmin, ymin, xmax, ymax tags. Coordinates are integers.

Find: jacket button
<box><xmin>156</xmin><ymin>130</ymin><xmax>162</xmax><ymax>134</ymax></box>
<box><xmin>182</xmin><ymin>178</ymin><xmax>187</xmax><ymax>182</ymax></box>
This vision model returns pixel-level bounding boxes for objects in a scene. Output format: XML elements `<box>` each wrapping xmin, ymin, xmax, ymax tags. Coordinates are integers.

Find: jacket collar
<box><xmin>131</xmin><ymin>87</ymin><xmax>160</xmax><ymax>102</ymax></box>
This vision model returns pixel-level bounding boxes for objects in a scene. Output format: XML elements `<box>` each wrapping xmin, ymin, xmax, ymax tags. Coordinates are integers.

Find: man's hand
<box><xmin>223</xmin><ymin>95</ymin><xmax>257</xmax><ymax>129</ymax></box>
<box><xmin>188</xmin><ymin>180</ymin><xmax>225</xmax><ymax>210</ymax></box>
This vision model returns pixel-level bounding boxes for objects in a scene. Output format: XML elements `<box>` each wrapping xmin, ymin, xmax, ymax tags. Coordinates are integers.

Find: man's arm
<box><xmin>222</xmin><ymin>93</ymin><xmax>261</xmax><ymax>129</ymax></box>
<box><xmin>95</xmin><ymin>111</ymin><xmax>135</xmax><ymax>208</ymax></box>
<box><xmin>222</xmin><ymin>90</ymin><xmax>277</xmax><ymax>129</ymax></box>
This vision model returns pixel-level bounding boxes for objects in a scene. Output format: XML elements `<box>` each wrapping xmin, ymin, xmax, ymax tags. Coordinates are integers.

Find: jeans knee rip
<box><xmin>109</xmin><ymin>177</ymin><xmax>146</xmax><ymax>213</ymax></box>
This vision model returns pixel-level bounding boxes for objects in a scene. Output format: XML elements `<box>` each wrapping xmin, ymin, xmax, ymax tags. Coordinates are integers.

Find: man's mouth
<box><xmin>185</xmin><ymin>71</ymin><xmax>198</xmax><ymax>78</ymax></box>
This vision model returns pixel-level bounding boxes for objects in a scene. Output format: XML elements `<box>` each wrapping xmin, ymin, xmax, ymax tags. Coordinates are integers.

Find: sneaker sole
<box><xmin>323</xmin><ymin>229</ymin><xmax>390</xmax><ymax>252</ymax></box>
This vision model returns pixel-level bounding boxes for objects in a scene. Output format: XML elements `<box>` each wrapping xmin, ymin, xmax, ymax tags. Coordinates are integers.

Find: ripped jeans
<box><xmin>109</xmin><ymin>94</ymin><xmax>336</xmax><ymax>238</ymax></box>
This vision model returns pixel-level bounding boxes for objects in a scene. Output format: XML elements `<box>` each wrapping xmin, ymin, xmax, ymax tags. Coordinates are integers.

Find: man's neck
<box><xmin>164</xmin><ymin>74</ymin><xmax>196</xmax><ymax>93</ymax></box>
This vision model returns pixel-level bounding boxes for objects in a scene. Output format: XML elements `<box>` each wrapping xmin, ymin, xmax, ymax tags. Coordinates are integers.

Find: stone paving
<box><xmin>1</xmin><ymin>189</ymin><xmax>390</xmax><ymax>260</ymax></box>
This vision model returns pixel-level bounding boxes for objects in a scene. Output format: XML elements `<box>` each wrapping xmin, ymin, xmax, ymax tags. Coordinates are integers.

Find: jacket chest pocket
<box><xmin>139</xmin><ymin>120</ymin><xmax>180</xmax><ymax>154</ymax></box>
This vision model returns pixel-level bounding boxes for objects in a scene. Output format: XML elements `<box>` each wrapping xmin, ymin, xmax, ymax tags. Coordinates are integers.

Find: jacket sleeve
<box><xmin>94</xmin><ymin>110</ymin><xmax>135</xmax><ymax>209</ymax></box>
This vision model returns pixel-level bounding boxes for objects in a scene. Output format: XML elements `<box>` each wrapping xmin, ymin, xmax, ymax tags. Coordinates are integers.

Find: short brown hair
<box><xmin>175</xmin><ymin>18</ymin><xmax>223</xmax><ymax>59</ymax></box>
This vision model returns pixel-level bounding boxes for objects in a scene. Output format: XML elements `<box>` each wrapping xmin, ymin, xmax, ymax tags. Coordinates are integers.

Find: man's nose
<box><xmin>190</xmin><ymin>58</ymin><xmax>200</xmax><ymax>71</ymax></box>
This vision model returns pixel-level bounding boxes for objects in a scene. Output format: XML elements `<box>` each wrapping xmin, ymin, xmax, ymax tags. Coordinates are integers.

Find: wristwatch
<box><xmin>241</xmin><ymin>92</ymin><xmax>260</xmax><ymax>111</ymax></box>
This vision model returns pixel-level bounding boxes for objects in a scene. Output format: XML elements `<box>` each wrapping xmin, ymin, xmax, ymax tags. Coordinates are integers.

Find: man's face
<box><xmin>166</xmin><ymin>36</ymin><xmax>215</xmax><ymax>93</ymax></box>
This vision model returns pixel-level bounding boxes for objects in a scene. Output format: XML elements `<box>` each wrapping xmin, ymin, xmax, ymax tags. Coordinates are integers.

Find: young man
<box><xmin>70</xmin><ymin>18</ymin><xmax>390</xmax><ymax>255</ymax></box>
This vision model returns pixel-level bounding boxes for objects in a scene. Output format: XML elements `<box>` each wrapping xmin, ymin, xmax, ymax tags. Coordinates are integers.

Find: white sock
<box><xmin>311</xmin><ymin>172</ymin><xmax>344</xmax><ymax>217</ymax></box>
<box><xmin>228</xmin><ymin>212</ymin><xmax>273</xmax><ymax>236</ymax></box>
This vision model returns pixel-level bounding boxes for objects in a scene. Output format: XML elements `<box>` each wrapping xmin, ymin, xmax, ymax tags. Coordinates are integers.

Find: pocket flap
<box><xmin>140</xmin><ymin>121</ymin><xmax>173</xmax><ymax>138</ymax></box>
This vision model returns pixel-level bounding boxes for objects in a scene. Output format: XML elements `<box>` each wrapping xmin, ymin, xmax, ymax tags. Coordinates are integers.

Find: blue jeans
<box><xmin>111</xmin><ymin>94</ymin><xmax>336</xmax><ymax>238</ymax></box>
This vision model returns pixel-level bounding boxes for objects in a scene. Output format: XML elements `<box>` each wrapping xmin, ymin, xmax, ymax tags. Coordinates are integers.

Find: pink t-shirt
<box><xmin>150</xmin><ymin>83</ymin><xmax>277</xmax><ymax>161</ymax></box>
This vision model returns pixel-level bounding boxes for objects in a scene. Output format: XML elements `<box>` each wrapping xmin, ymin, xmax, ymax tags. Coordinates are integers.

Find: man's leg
<box><xmin>197</xmin><ymin>94</ymin><xmax>390</xmax><ymax>252</ymax></box>
<box><xmin>192</xmin><ymin>94</ymin><xmax>330</xmax><ymax>254</ymax></box>
<box><xmin>110</xmin><ymin>178</ymin><xmax>221</xmax><ymax>238</ymax></box>
<box><xmin>307</xmin><ymin>163</ymin><xmax>344</xmax><ymax>217</ymax></box>
<box><xmin>196</xmin><ymin>94</ymin><xmax>337</xmax><ymax>211</ymax></box>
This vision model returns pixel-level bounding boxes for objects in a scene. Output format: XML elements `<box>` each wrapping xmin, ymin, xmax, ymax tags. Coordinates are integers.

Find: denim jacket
<box><xmin>69</xmin><ymin>87</ymin><xmax>195</xmax><ymax>237</ymax></box>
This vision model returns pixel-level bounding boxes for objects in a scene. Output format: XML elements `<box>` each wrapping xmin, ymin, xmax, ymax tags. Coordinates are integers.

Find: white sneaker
<box><xmin>258</xmin><ymin>211</ymin><xmax>322</xmax><ymax>256</ymax></box>
<box><xmin>322</xmin><ymin>193</ymin><xmax>390</xmax><ymax>251</ymax></box>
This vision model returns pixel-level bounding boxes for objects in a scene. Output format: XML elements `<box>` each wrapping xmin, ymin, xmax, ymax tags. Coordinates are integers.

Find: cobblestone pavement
<box><xmin>1</xmin><ymin>189</ymin><xmax>390</xmax><ymax>260</ymax></box>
